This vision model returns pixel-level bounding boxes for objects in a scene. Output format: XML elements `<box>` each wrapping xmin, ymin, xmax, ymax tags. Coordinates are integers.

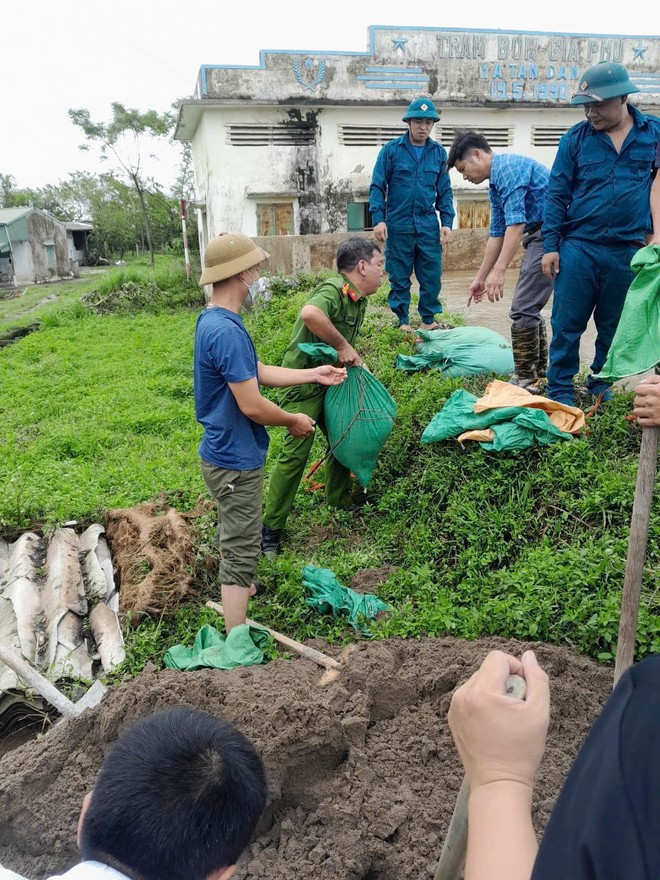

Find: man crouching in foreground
<box><xmin>46</xmin><ymin>708</ymin><xmax>266</xmax><ymax>880</ymax></box>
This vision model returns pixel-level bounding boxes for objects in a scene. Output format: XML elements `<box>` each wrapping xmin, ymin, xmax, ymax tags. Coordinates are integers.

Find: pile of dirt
<box><xmin>105</xmin><ymin>500</ymin><xmax>199</xmax><ymax>616</ymax></box>
<box><xmin>0</xmin><ymin>636</ymin><xmax>612</xmax><ymax>880</ymax></box>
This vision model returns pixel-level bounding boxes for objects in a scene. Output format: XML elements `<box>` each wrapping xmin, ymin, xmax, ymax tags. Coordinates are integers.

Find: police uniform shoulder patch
<box><xmin>341</xmin><ymin>281</ymin><xmax>358</xmax><ymax>302</ymax></box>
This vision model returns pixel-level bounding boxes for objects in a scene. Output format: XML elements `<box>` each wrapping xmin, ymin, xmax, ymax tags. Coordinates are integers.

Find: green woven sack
<box><xmin>595</xmin><ymin>245</ymin><xmax>660</xmax><ymax>382</ymax></box>
<box><xmin>325</xmin><ymin>366</ymin><xmax>397</xmax><ymax>487</ymax></box>
<box><xmin>297</xmin><ymin>343</ymin><xmax>397</xmax><ymax>486</ymax></box>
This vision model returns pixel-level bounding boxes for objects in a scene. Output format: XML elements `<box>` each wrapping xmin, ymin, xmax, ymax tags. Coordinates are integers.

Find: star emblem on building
<box><xmin>392</xmin><ymin>36</ymin><xmax>407</xmax><ymax>51</ymax></box>
<box><xmin>632</xmin><ymin>44</ymin><xmax>647</xmax><ymax>59</ymax></box>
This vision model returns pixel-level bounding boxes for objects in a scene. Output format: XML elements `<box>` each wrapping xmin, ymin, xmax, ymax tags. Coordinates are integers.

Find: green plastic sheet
<box><xmin>422</xmin><ymin>388</ymin><xmax>571</xmax><ymax>451</ymax></box>
<box><xmin>163</xmin><ymin>623</ymin><xmax>272</xmax><ymax>670</ymax></box>
<box><xmin>396</xmin><ymin>326</ymin><xmax>514</xmax><ymax>377</ymax></box>
<box><xmin>595</xmin><ymin>245</ymin><xmax>660</xmax><ymax>382</ymax></box>
<box><xmin>302</xmin><ymin>565</ymin><xmax>390</xmax><ymax>635</ymax></box>
<box><xmin>297</xmin><ymin>343</ymin><xmax>397</xmax><ymax>487</ymax></box>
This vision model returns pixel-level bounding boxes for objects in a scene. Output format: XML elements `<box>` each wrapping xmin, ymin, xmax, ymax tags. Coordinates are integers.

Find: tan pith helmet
<box><xmin>199</xmin><ymin>232</ymin><xmax>270</xmax><ymax>285</ymax></box>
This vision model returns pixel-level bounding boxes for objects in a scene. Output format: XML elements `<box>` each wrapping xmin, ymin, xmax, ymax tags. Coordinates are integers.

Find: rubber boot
<box><xmin>510</xmin><ymin>326</ymin><xmax>540</xmax><ymax>389</ymax></box>
<box><xmin>537</xmin><ymin>321</ymin><xmax>548</xmax><ymax>379</ymax></box>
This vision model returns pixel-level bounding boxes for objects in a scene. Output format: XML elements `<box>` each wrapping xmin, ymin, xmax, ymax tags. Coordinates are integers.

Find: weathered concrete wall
<box><xmin>27</xmin><ymin>212</ymin><xmax>71</xmax><ymax>283</ymax></box>
<box><xmin>253</xmin><ymin>228</ymin><xmax>519</xmax><ymax>275</ymax></box>
<box><xmin>190</xmin><ymin>101</ymin><xmax>589</xmax><ymax>240</ymax></box>
<box><xmin>197</xmin><ymin>28</ymin><xmax>659</xmax><ymax>108</ymax></box>
<box><xmin>12</xmin><ymin>241</ymin><xmax>35</xmax><ymax>286</ymax></box>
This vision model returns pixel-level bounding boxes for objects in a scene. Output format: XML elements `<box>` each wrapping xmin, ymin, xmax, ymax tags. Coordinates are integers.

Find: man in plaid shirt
<box><xmin>448</xmin><ymin>130</ymin><xmax>552</xmax><ymax>388</ymax></box>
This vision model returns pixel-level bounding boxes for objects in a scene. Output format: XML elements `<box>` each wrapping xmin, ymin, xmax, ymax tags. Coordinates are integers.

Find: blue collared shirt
<box><xmin>489</xmin><ymin>153</ymin><xmax>550</xmax><ymax>237</ymax></box>
<box><xmin>369</xmin><ymin>133</ymin><xmax>455</xmax><ymax>233</ymax></box>
<box><xmin>542</xmin><ymin>104</ymin><xmax>660</xmax><ymax>252</ymax></box>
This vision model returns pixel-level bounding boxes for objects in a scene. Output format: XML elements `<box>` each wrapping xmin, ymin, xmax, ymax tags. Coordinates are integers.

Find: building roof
<box><xmin>65</xmin><ymin>221</ymin><xmax>94</xmax><ymax>231</ymax></box>
<box><xmin>0</xmin><ymin>207</ymin><xmax>33</xmax><ymax>225</ymax></box>
<box><xmin>175</xmin><ymin>26</ymin><xmax>660</xmax><ymax>140</ymax></box>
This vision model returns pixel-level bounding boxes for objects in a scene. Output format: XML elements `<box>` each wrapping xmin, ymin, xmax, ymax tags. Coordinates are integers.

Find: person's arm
<box><xmin>484</xmin><ymin>223</ymin><xmax>526</xmax><ymax>302</ymax></box>
<box><xmin>300</xmin><ymin>304</ymin><xmax>363</xmax><ymax>366</ymax></box>
<box><xmin>436</xmin><ymin>148</ymin><xmax>455</xmax><ymax>241</ymax></box>
<box><xmin>228</xmin><ymin>377</ymin><xmax>315</xmax><ymax>437</ymax></box>
<box><xmin>447</xmin><ymin>650</ymin><xmax>550</xmax><ymax>880</ymax></box>
<box><xmin>649</xmin><ymin>171</ymin><xmax>660</xmax><ymax>245</ymax></box>
<box><xmin>468</xmin><ymin>236</ymin><xmax>504</xmax><ymax>306</ymax></box>
<box><xmin>258</xmin><ymin>362</ymin><xmax>347</xmax><ymax>388</ymax></box>
<box><xmin>541</xmin><ymin>132</ymin><xmax>576</xmax><ymax>278</ymax></box>
<box><xmin>370</xmin><ymin>145</ymin><xmax>390</xmax><ymax>242</ymax></box>
<box><xmin>634</xmin><ymin>374</ymin><xmax>660</xmax><ymax>426</ymax></box>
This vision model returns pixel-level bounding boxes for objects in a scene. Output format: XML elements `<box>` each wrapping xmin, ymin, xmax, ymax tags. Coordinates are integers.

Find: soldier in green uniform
<box><xmin>262</xmin><ymin>237</ymin><xmax>384</xmax><ymax>556</ymax></box>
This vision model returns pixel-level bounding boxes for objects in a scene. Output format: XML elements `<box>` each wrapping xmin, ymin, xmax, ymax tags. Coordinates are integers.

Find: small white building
<box><xmin>0</xmin><ymin>207</ymin><xmax>73</xmax><ymax>286</ymax></box>
<box><xmin>176</xmin><ymin>26</ymin><xmax>660</xmax><ymax>252</ymax></box>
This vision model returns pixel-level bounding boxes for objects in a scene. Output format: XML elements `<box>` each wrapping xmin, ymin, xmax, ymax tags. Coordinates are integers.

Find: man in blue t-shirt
<box><xmin>195</xmin><ymin>233</ymin><xmax>346</xmax><ymax>631</ymax></box>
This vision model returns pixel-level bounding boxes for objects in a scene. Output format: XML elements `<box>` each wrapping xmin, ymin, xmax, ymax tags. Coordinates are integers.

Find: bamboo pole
<box><xmin>613</xmin><ymin>425</ymin><xmax>660</xmax><ymax>687</ymax></box>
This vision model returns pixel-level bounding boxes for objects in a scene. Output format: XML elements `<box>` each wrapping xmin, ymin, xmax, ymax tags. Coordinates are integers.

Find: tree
<box><xmin>0</xmin><ymin>174</ymin><xmax>16</xmax><ymax>208</ymax></box>
<box><xmin>68</xmin><ymin>103</ymin><xmax>175</xmax><ymax>268</ymax></box>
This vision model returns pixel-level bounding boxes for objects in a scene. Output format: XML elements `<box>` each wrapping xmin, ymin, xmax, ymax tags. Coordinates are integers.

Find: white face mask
<box><xmin>241</xmin><ymin>269</ymin><xmax>268</xmax><ymax>309</ymax></box>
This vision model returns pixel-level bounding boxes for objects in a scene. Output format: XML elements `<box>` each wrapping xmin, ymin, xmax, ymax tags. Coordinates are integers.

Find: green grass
<box><xmin>0</xmin><ymin>266</ymin><xmax>658</xmax><ymax>673</ymax></box>
<box><xmin>0</xmin><ymin>270</ymin><xmax>106</xmax><ymax>334</ymax></box>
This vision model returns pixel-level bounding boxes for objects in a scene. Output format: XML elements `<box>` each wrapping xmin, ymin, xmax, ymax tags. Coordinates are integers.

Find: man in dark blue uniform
<box><xmin>542</xmin><ymin>62</ymin><xmax>660</xmax><ymax>405</ymax></box>
<box><xmin>369</xmin><ymin>97</ymin><xmax>455</xmax><ymax>332</ymax></box>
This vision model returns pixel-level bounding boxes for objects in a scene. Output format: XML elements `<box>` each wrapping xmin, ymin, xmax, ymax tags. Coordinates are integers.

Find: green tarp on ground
<box><xmin>422</xmin><ymin>388</ymin><xmax>572</xmax><ymax>451</ymax></box>
<box><xmin>163</xmin><ymin>623</ymin><xmax>272</xmax><ymax>670</ymax></box>
<box><xmin>298</xmin><ymin>343</ymin><xmax>397</xmax><ymax>487</ymax></box>
<box><xmin>302</xmin><ymin>565</ymin><xmax>390</xmax><ymax>635</ymax></box>
<box><xmin>396</xmin><ymin>326</ymin><xmax>514</xmax><ymax>377</ymax></box>
<box><xmin>596</xmin><ymin>245</ymin><xmax>660</xmax><ymax>382</ymax></box>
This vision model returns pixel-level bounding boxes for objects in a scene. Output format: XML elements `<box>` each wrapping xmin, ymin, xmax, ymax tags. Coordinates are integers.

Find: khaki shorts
<box><xmin>200</xmin><ymin>460</ymin><xmax>264</xmax><ymax>588</ymax></box>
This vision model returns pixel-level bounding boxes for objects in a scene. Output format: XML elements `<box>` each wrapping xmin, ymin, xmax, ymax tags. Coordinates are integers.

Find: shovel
<box><xmin>613</xmin><ymin>424</ymin><xmax>660</xmax><ymax>686</ymax></box>
<box><xmin>434</xmin><ymin>674</ymin><xmax>527</xmax><ymax>880</ymax></box>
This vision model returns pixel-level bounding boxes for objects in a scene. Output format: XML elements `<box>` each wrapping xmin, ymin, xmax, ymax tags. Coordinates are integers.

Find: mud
<box><xmin>0</xmin><ymin>636</ymin><xmax>612</xmax><ymax>880</ymax></box>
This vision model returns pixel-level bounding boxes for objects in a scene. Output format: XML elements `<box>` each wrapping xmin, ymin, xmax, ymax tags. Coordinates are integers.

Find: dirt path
<box><xmin>0</xmin><ymin>635</ymin><xmax>611</xmax><ymax>880</ymax></box>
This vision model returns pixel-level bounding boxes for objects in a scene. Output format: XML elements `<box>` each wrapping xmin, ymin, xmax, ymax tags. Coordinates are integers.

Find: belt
<box><xmin>525</xmin><ymin>223</ymin><xmax>542</xmax><ymax>235</ymax></box>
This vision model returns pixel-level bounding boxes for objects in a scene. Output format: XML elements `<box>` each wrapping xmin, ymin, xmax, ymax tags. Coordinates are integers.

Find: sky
<box><xmin>2</xmin><ymin>0</ymin><xmax>655</xmax><ymax>192</ymax></box>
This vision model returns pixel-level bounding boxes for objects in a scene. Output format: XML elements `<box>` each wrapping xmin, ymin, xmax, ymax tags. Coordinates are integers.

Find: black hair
<box><xmin>447</xmin><ymin>130</ymin><xmax>493</xmax><ymax>170</ymax></box>
<box><xmin>79</xmin><ymin>707</ymin><xmax>267</xmax><ymax>880</ymax></box>
<box><xmin>336</xmin><ymin>236</ymin><xmax>381</xmax><ymax>273</ymax></box>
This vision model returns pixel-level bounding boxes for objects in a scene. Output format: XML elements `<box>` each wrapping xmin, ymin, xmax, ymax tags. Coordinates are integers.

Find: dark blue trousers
<box><xmin>547</xmin><ymin>239</ymin><xmax>637</xmax><ymax>404</ymax></box>
<box><xmin>385</xmin><ymin>228</ymin><xmax>442</xmax><ymax>325</ymax></box>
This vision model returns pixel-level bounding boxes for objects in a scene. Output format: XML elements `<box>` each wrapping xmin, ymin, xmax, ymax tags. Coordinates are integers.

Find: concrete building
<box><xmin>65</xmin><ymin>221</ymin><xmax>94</xmax><ymax>268</ymax></box>
<box><xmin>175</xmin><ymin>25</ymin><xmax>660</xmax><ymax>259</ymax></box>
<box><xmin>0</xmin><ymin>207</ymin><xmax>73</xmax><ymax>286</ymax></box>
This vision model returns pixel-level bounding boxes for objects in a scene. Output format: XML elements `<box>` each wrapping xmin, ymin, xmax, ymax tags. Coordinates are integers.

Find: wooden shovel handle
<box><xmin>205</xmin><ymin>601</ymin><xmax>340</xmax><ymax>671</ymax></box>
<box><xmin>614</xmin><ymin>425</ymin><xmax>660</xmax><ymax>687</ymax></box>
<box><xmin>434</xmin><ymin>673</ymin><xmax>527</xmax><ymax>880</ymax></box>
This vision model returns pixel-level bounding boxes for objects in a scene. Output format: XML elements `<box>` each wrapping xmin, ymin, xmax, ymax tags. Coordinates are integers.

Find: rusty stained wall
<box><xmin>199</xmin><ymin>28</ymin><xmax>659</xmax><ymax>109</ymax></box>
<box><xmin>26</xmin><ymin>212</ymin><xmax>71</xmax><ymax>282</ymax></box>
<box><xmin>252</xmin><ymin>228</ymin><xmax>505</xmax><ymax>275</ymax></box>
<box><xmin>194</xmin><ymin>105</ymin><xmax>361</xmax><ymax>237</ymax></box>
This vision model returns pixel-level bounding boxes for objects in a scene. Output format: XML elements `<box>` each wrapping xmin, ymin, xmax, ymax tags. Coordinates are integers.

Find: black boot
<box><xmin>261</xmin><ymin>525</ymin><xmax>282</xmax><ymax>559</ymax></box>
<box><xmin>537</xmin><ymin>321</ymin><xmax>549</xmax><ymax>379</ymax></box>
<box><xmin>510</xmin><ymin>326</ymin><xmax>540</xmax><ymax>388</ymax></box>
